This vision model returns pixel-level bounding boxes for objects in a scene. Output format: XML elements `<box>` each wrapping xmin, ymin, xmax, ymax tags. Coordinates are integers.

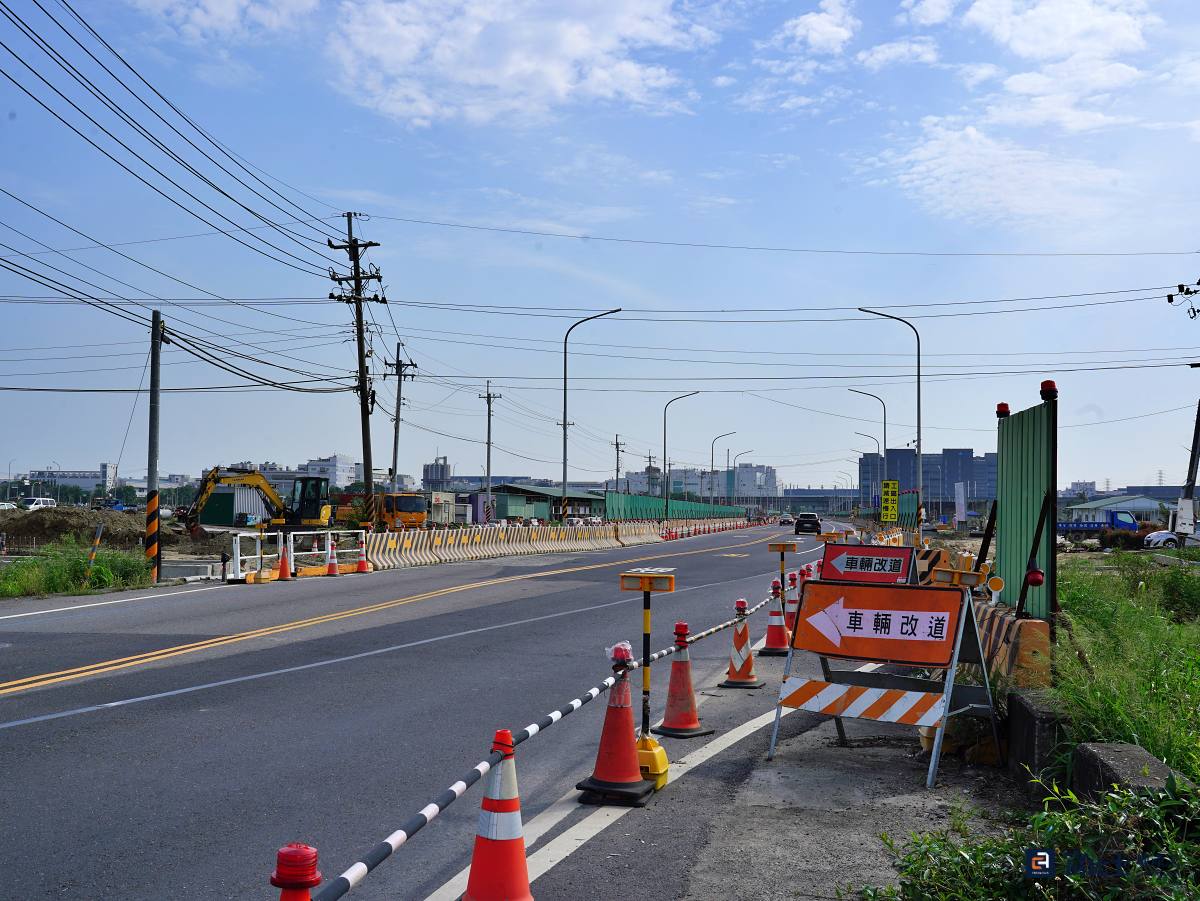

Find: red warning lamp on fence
<box><xmin>1025</xmin><ymin>568</ymin><xmax>1045</xmax><ymax>588</ymax></box>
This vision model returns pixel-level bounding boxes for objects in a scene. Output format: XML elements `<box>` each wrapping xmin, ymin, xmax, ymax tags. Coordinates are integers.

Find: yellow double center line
<box><xmin>0</xmin><ymin>531</ymin><xmax>788</xmax><ymax>698</ymax></box>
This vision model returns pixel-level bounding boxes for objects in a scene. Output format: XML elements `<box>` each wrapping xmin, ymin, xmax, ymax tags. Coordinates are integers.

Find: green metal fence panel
<box><xmin>996</xmin><ymin>389</ymin><xmax>1057</xmax><ymax>620</ymax></box>
<box><xmin>898</xmin><ymin>490</ymin><xmax>919</xmax><ymax>531</ymax></box>
<box><xmin>603</xmin><ymin>492</ymin><xmax>746</xmax><ymax>521</ymax></box>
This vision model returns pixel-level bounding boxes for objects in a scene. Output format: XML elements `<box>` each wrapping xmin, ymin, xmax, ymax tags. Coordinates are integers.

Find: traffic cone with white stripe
<box><xmin>652</xmin><ymin>622</ymin><xmax>713</xmax><ymax>739</ymax></box>
<box><xmin>356</xmin><ymin>537</ymin><xmax>370</xmax><ymax>573</ymax></box>
<box><xmin>270</xmin><ymin>843</ymin><xmax>321</xmax><ymax>901</ymax></box>
<box><xmin>463</xmin><ymin>729</ymin><xmax>532</xmax><ymax>901</ymax></box>
<box><xmin>324</xmin><ymin>537</ymin><xmax>339</xmax><ymax>577</ymax></box>
<box><xmin>277</xmin><ymin>543</ymin><xmax>292</xmax><ymax>582</ymax></box>
<box><xmin>759</xmin><ymin>580</ymin><xmax>790</xmax><ymax>656</ymax></box>
<box><xmin>577</xmin><ymin>643</ymin><xmax>655</xmax><ymax>806</ymax></box>
<box><xmin>784</xmin><ymin>571</ymin><xmax>800</xmax><ymax>631</ymax></box>
<box><xmin>719</xmin><ymin>599</ymin><xmax>765</xmax><ymax>688</ymax></box>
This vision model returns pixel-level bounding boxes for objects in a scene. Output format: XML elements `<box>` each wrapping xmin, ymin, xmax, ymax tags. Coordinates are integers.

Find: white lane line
<box><xmin>0</xmin><ymin>584</ymin><xmax>227</xmax><ymax>621</ymax></box>
<box><xmin>0</xmin><ymin>571</ymin><xmax>775</xmax><ymax>731</ymax></box>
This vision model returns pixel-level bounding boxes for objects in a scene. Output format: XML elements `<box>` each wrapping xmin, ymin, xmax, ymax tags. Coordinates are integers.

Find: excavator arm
<box><xmin>185</xmin><ymin>467</ymin><xmax>288</xmax><ymax>537</ymax></box>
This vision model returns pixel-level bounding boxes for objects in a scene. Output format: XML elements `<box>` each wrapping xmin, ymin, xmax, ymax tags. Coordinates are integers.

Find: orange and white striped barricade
<box><xmin>767</xmin><ymin>580</ymin><xmax>999</xmax><ymax>789</ymax></box>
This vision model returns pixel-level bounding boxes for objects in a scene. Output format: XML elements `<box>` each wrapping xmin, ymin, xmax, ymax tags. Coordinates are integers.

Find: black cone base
<box><xmin>757</xmin><ymin>647</ymin><xmax>789</xmax><ymax>656</ymax></box>
<box><xmin>651</xmin><ymin>722</ymin><xmax>715</xmax><ymax>739</ymax></box>
<box><xmin>719</xmin><ymin>677</ymin><xmax>765</xmax><ymax>688</ymax></box>
<box><xmin>575</xmin><ymin>775</ymin><xmax>655</xmax><ymax>807</ymax></box>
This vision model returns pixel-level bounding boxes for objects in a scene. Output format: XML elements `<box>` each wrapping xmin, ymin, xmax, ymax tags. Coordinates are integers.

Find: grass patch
<box><xmin>849</xmin><ymin>779</ymin><xmax>1200</xmax><ymax>900</ymax></box>
<box><xmin>1054</xmin><ymin>554</ymin><xmax>1200</xmax><ymax>784</ymax></box>
<box><xmin>0</xmin><ymin>540</ymin><xmax>151</xmax><ymax>597</ymax></box>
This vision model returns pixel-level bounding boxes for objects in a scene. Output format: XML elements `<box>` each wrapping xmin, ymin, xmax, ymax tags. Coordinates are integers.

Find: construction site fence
<box><xmin>230</xmin><ymin>529</ymin><xmax>365</xmax><ymax>581</ymax></box>
<box><xmin>307</xmin><ymin>593</ymin><xmax>773</xmax><ymax>901</ymax></box>
<box><xmin>603</xmin><ymin>491</ymin><xmax>747</xmax><ymax>521</ymax></box>
<box><xmin>364</xmin><ymin>520</ymin><xmax>749</xmax><ymax>572</ymax></box>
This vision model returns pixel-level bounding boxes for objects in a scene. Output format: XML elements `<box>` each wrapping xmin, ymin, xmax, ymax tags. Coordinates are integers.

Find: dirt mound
<box><xmin>0</xmin><ymin>508</ymin><xmax>181</xmax><ymax>548</ymax></box>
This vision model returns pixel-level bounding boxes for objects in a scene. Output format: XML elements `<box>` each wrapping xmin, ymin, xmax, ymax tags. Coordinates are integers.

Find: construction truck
<box><xmin>184</xmin><ymin>467</ymin><xmax>333</xmax><ymax>538</ymax></box>
<box><xmin>333</xmin><ymin>491</ymin><xmax>429</xmax><ymax>530</ymax></box>
<box><xmin>1144</xmin><ymin>399</ymin><xmax>1200</xmax><ymax>549</ymax></box>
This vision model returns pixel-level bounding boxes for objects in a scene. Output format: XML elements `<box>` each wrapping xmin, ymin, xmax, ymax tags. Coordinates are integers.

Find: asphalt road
<box><xmin>0</xmin><ymin>524</ymin><xmax>832</xmax><ymax>900</ymax></box>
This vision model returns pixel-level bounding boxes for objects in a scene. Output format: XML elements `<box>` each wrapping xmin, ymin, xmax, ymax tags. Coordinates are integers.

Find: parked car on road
<box><xmin>585</xmin><ymin>516</ymin><xmax>603</xmax><ymax>526</ymax></box>
<box><xmin>0</xmin><ymin>501</ymin><xmax>16</xmax><ymax>510</ymax></box>
<box><xmin>1143</xmin><ymin>529</ymin><xmax>1199</xmax><ymax>549</ymax></box>
<box><xmin>20</xmin><ymin>497</ymin><xmax>57</xmax><ymax>511</ymax></box>
<box><xmin>794</xmin><ymin>512</ymin><xmax>821</xmax><ymax>534</ymax></box>
<box><xmin>564</xmin><ymin>517</ymin><xmax>585</xmax><ymax>527</ymax></box>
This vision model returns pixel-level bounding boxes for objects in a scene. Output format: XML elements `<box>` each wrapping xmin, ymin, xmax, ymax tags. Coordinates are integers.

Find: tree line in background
<box><xmin>1</xmin><ymin>480</ymin><xmax>198</xmax><ymax>509</ymax></box>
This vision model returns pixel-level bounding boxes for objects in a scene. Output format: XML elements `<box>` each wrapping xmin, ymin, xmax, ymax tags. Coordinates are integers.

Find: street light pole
<box><xmin>849</xmin><ymin>389</ymin><xmax>887</xmax><ymax>487</ymax></box>
<box><xmin>855</xmin><ymin>431</ymin><xmax>881</xmax><ymax>513</ymax></box>
<box><xmin>562</xmin><ymin>308</ymin><xmax>621</xmax><ymax>521</ymax></box>
<box><xmin>837</xmin><ymin>470</ymin><xmax>855</xmax><ymax>515</ymax></box>
<box><xmin>663</xmin><ymin>391</ymin><xmax>699</xmax><ymax>521</ymax></box>
<box><xmin>733</xmin><ymin>449</ymin><xmax>753</xmax><ymax>513</ymax></box>
<box><xmin>858</xmin><ymin>310</ymin><xmax>920</xmax><ymax>522</ymax></box>
<box><xmin>710</xmin><ymin>431</ymin><xmax>735</xmax><ymax>506</ymax></box>
<box><xmin>6</xmin><ymin>459</ymin><xmax>13</xmax><ymax>500</ymax></box>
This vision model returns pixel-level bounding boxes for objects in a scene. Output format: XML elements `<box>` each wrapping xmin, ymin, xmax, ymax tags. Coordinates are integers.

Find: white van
<box><xmin>22</xmin><ymin>497</ymin><xmax>57</xmax><ymax>511</ymax></box>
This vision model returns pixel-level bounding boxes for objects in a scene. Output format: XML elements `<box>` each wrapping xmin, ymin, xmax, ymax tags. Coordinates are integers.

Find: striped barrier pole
<box><xmin>298</xmin><ymin>595</ymin><xmax>773</xmax><ymax>900</ymax></box>
<box><xmin>144</xmin><ymin>489</ymin><xmax>160</xmax><ymax>583</ymax></box>
<box><xmin>83</xmin><ymin>522</ymin><xmax>104</xmax><ymax>585</ymax></box>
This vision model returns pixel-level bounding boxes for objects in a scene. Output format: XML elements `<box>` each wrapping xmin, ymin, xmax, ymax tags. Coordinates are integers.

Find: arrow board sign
<box><xmin>793</xmin><ymin>581</ymin><xmax>963</xmax><ymax>667</ymax></box>
<box><xmin>820</xmin><ymin>542</ymin><xmax>915</xmax><ymax>584</ymax></box>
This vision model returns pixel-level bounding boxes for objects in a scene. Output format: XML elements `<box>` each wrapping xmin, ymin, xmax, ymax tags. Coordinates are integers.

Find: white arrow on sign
<box><xmin>805</xmin><ymin>597</ymin><xmax>949</xmax><ymax>648</ymax></box>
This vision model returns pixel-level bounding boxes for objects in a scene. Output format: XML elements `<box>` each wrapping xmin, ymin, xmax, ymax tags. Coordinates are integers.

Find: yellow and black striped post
<box><xmin>144</xmin><ymin>490</ymin><xmax>160</xmax><ymax>583</ymax></box>
<box><xmin>83</xmin><ymin>522</ymin><xmax>104</xmax><ymax>584</ymax></box>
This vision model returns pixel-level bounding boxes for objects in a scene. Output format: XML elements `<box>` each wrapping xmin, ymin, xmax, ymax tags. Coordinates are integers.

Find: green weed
<box><xmin>0</xmin><ymin>540</ymin><xmax>151</xmax><ymax>598</ymax></box>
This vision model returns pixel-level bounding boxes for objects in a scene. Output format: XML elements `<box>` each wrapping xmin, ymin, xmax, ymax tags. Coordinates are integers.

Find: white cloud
<box><xmin>774</xmin><ymin>0</ymin><xmax>860</xmax><ymax>56</ymax></box>
<box><xmin>899</xmin><ymin>0</ymin><xmax>959</xmax><ymax>26</ymax></box>
<box><xmin>328</xmin><ymin>0</ymin><xmax>718</xmax><ymax>126</ymax></box>
<box><xmin>958</xmin><ymin>62</ymin><xmax>1003</xmax><ymax>87</ymax></box>
<box><xmin>877</xmin><ymin>118</ymin><xmax>1126</xmax><ymax>225</ymax></box>
<box><xmin>712</xmin><ymin>75</ymin><xmax>737</xmax><ymax>87</ymax></box>
<box><xmin>987</xmin><ymin>53</ymin><xmax>1143</xmax><ymax>130</ymax></box>
<box><xmin>962</xmin><ymin>0</ymin><xmax>1156</xmax><ymax>61</ymax></box>
<box><xmin>856</xmin><ymin>37</ymin><xmax>938</xmax><ymax>71</ymax></box>
<box><xmin>130</xmin><ymin>0</ymin><xmax>318</xmax><ymax>40</ymax></box>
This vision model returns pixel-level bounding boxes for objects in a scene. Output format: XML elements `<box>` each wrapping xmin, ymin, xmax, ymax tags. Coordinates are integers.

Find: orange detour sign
<box><xmin>793</xmin><ymin>581</ymin><xmax>962</xmax><ymax>667</ymax></box>
<box><xmin>770</xmin><ymin>579</ymin><xmax>1001</xmax><ymax>790</ymax></box>
<box><xmin>820</xmin><ymin>543</ymin><xmax>914</xmax><ymax>584</ymax></box>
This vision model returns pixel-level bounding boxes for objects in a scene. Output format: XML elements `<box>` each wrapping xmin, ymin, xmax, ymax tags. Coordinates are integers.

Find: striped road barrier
<box><xmin>291</xmin><ymin>594</ymin><xmax>772</xmax><ymax>901</ymax></box>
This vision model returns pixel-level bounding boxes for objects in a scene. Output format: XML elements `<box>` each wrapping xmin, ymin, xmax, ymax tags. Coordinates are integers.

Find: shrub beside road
<box><xmin>0</xmin><ymin>540</ymin><xmax>151</xmax><ymax>597</ymax></box>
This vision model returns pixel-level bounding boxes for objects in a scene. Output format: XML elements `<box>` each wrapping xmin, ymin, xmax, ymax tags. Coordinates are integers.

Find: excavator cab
<box><xmin>289</xmin><ymin>476</ymin><xmax>331</xmax><ymax>523</ymax></box>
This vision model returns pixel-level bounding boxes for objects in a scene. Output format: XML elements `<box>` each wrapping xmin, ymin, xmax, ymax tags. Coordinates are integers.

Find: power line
<box><xmin>368</xmin><ymin>213</ymin><xmax>1200</xmax><ymax>258</ymax></box>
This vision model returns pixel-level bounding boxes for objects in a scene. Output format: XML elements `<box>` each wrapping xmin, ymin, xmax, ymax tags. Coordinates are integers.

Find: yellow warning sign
<box><xmin>881</xmin><ymin>480</ymin><xmax>899</xmax><ymax>523</ymax></box>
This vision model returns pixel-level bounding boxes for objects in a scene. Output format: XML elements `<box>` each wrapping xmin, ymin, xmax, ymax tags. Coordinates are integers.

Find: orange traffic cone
<box><xmin>356</xmin><ymin>538</ymin><xmax>370</xmax><ymax>573</ymax></box>
<box><xmin>652</xmin><ymin>622</ymin><xmax>713</xmax><ymax>739</ymax></box>
<box><xmin>760</xmin><ymin>582</ymin><xmax>790</xmax><ymax>656</ymax></box>
<box><xmin>270</xmin><ymin>843</ymin><xmax>321</xmax><ymax>901</ymax></box>
<box><xmin>324</xmin><ymin>537</ymin><xmax>339</xmax><ymax>577</ymax></box>
<box><xmin>577</xmin><ymin>644</ymin><xmax>655</xmax><ymax>806</ymax></box>
<box><xmin>784</xmin><ymin>571</ymin><xmax>800</xmax><ymax>631</ymax></box>
<box><xmin>719</xmin><ymin>599</ymin><xmax>765</xmax><ymax>688</ymax></box>
<box><xmin>815</xmin><ymin>559</ymin><xmax>824</xmax><ymax>580</ymax></box>
<box><xmin>463</xmin><ymin>729</ymin><xmax>532</xmax><ymax>901</ymax></box>
<box><xmin>277</xmin><ymin>543</ymin><xmax>291</xmax><ymax>581</ymax></box>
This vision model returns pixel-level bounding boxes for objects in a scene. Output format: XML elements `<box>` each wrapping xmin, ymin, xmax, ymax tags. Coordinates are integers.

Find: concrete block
<box><xmin>160</xmin><ymin>561</ymin><xmax>214</xmax><ymax>579</ymax></box>
<box><xmin>1007</xmin><ymin>689</ymin><xmax>1069</xmax><ymax>798</ymax></box>
<box><xmin>1071</xmin><ymin>742</ymin><xmax>1177</xmax><ymax>800</ymax></box>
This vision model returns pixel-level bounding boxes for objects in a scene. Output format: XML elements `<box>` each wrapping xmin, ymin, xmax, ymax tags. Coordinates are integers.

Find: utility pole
<box><xmin>329</xmin><ymin>212</ymin><xmax>382</xmax><ymax>527</ymax></box>
<box><xmin>645</xmin><ymin>452</ymin><xmax>657</xmax><ymax>497</ymax></box>
<box><xmin>387</xmin><ymin>349</ymin><xmax>417</xmax><ymax>493</ymax></box>
<box><xmin>612</xmin><ymin>435</ymin><xmax>626</xmax><ymax>493</ymax></box>
<box><xmin>144</xmin><ymin>309</ymin><xmax>164</xmax><ymax>583</ymax></box>
<box><xmin>479</xmin><ymin>380</ymin><xmax>501</xmax><ymax>522</ymax></box>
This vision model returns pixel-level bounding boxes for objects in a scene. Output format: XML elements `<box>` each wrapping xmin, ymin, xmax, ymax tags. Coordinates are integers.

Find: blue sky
<box><xmin>3</xmin><ymin>0</ymin><xmax>1200</xmax><ymax>489</ymax></box>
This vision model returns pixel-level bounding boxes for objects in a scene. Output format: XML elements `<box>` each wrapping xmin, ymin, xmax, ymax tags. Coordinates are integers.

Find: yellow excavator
<box><xmin>185</xmin><ymin>467</ymin><xmax>333</xmax><ymax>538</ymax></box>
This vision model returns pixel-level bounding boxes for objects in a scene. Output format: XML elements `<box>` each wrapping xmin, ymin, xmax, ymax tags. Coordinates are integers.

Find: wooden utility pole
<box><xmin>479</xmin><ymin>380</ymin><xmax>501</xmax><ymax>522</ymax></box>
<box><xmin>329</xmin><ymin>213</ymin><xmax>382</xmax><ymax>526</ymax></box>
